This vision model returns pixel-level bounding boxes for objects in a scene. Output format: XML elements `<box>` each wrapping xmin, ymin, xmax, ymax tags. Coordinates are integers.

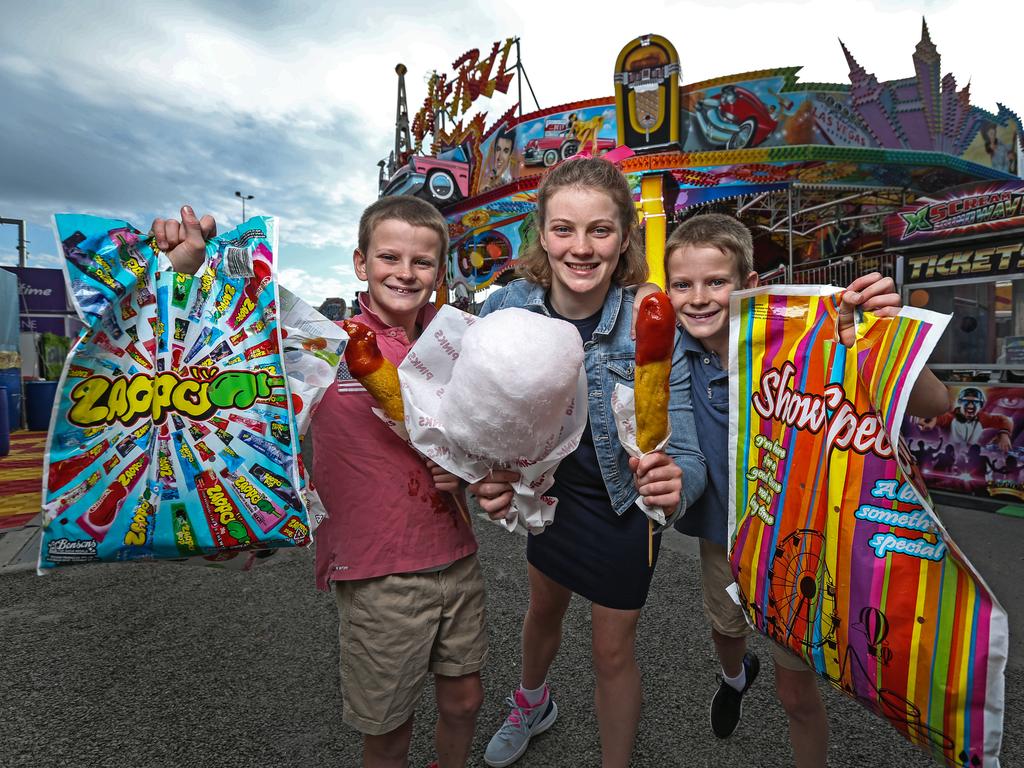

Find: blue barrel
<box><xmin>0</xmin><ymin>368</ymin><xmax>21</xmax><ymax>431</ymax></box>
<box><xmin>0</xmin><ymin>385</ymin><xmax>9</xmax><ymax>456</ymax></box>
<box><xmin>26</xmin><ymin>380</ymin><xmax>59</xmax><ymax>432</ymax></box>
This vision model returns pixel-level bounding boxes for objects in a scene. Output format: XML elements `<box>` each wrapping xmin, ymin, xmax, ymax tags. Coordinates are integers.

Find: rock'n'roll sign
<box><xmin>151</xmin><ymin>205</ymin><xmax>217</xmax><ymax>276</ymax></box>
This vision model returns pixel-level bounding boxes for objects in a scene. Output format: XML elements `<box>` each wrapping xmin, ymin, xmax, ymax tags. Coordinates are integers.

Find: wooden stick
<box><xmin>648</xmin><ymin>518</ymin><xmax>654</xmax><ymax>568</ymax></box>
<box><xmin>451</xmin><ymin>490</ymin><xmax>472</xmax><ymax>527</ymax></box>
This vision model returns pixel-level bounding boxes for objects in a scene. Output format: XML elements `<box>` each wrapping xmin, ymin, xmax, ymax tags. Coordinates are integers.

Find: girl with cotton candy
<box><xmin>470</xmin><ymin>157</ymin><xmax>707</xmax><ymax>768</ymax></box>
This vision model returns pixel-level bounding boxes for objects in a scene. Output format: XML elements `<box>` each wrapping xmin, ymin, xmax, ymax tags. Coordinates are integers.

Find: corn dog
<box><xmin>635</xmin><ymin>291</ymin><xmax>675</xmax><ymax>452</ymax></box>
<box><xmin>342</xmin><ymin>320</ymin><xmax>404</xmax><ymax>421</ymax></box>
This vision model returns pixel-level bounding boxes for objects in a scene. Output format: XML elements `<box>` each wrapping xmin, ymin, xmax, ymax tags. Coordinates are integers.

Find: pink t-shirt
<box><xmin>312</xmin><ymin>295</ymin><xmax>477</xmax><ymax>589</ymax></box>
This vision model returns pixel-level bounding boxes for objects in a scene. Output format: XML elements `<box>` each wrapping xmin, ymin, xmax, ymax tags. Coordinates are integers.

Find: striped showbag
<box><xmin>727</xmin><ymin>286</ymin><xmax>1006</xmax><ymax>767</ymax></box>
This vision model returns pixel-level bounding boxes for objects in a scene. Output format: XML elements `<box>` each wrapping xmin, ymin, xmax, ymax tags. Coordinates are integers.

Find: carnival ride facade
<box><xmin>377</xmin><ymin>25</ymin><xmax>1022</xmax><ymax>305</ymax></box>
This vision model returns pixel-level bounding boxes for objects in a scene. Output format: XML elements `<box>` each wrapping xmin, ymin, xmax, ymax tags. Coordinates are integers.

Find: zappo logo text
<box><xmin>68</xmin><ymin>368</ymin><xmax>285</xmax><ymax>428</ymax></box>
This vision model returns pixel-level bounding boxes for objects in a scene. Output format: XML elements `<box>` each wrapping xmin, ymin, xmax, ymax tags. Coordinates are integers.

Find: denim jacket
<box><xmin>480</xmin><ymin>279</ymin><xmax>707</xmax><ymax>520</ymax></box>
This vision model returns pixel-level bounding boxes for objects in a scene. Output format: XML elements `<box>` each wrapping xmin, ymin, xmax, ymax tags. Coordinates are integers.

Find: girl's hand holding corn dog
<box><xmin>628</xmin><ymin>453</ymin><xmax>682</xmax><ymax>511</ymax></box>
<box><xmin>632</xmin><ymin>291</ymin><xmax>682</xmax><ymax>564</ymax></box>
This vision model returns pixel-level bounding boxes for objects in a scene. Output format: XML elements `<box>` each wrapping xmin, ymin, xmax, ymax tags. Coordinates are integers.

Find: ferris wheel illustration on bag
<box><xmin>763</xmin><ymin>529</ymin><xmax>962</xmax><ymax>759</ymax></box>
<box><xmin>765</xmin><ymin>528</ymin><xmax>841</xmax><ymax>651</ymax></box>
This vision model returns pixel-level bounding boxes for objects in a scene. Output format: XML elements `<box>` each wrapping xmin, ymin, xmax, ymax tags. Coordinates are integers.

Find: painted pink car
<box><xmin>381</xmin><ymin>151</ymin><xmax>471</xmax><ymax>205</ymax></box>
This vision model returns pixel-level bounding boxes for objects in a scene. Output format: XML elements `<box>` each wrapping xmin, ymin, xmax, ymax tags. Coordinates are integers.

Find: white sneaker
<box><xmin>483</xmin><ymin>685</ymin><xmax>559</xmax><ymax>767</ymax></box>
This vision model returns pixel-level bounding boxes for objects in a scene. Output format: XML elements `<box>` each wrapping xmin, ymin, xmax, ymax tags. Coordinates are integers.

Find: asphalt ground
<box><xmin>0</xmin><ymin>502</ymin><xmax>1019</xmax><ymax>767</ymax></box>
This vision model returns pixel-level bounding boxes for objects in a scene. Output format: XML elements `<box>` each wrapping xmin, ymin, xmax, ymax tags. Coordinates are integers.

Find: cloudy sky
<box><xmin>0</xmin><ymin>0</ymin><xmax>1020</xmax><ymax>306</ymax></box>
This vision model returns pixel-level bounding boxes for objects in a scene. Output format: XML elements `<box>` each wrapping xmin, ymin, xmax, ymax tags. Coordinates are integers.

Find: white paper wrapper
<box><xmin>278</xmin><ymin>287</ymin><xmax>349</xmax><ymax>438</ymax></box>
<box><xmin>278</xmin><ymin>288</ymin><xmax>348</xmax><ymax>532</ymax></box>
<box><xmin>611</xmin><ymin>382</ymin><xmax>673</xmax><ymax>527</ymax></box>
<box><xmin>398</xmin><ymin>305</ymin><xmax>588</xmax><ymax>533</ymax></box>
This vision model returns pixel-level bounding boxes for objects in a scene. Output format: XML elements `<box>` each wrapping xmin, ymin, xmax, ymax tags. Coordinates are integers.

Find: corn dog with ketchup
<box><xmin>635</xmin><ymin>292</ymin><xmax>675</xmax><ymax>452</ymax></box>
<box><xmin>635</xmin><ymin>291</ymin><xmax>675</xmax><ymax>567</ymax></box>
<box><xmin>342</xmin><ymin>320</ymin><xmax>404</xmax><ymax>421</ymax></box>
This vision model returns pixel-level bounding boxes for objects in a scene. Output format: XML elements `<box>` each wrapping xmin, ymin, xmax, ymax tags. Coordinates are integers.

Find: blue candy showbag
<box><xmin>41</xmin><ymin>215</ymin><xmax>320</xmax><ymax>570</ymax></box>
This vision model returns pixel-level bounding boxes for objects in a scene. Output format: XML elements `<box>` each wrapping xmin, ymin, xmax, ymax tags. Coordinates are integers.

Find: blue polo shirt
<box><xmin>673</xmin><ymin>328</ymin><xmax>729</xmax><ymax>548</ymax></box>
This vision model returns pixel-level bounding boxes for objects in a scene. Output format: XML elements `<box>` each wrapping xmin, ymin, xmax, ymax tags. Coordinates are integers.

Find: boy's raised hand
<box><xmin>837</xmin><ymin>272</ymin><xmax>900</xmax><ymax>347</ymax></box>
<box><xmin>152</xmin><ymin>205</ymin><xmax>217</xmax><ymax>275</ymax></box>
<box><xmin>839</xmin><ymin>272</ymin><xmax>951</xmax><ymax>417</ymax></box>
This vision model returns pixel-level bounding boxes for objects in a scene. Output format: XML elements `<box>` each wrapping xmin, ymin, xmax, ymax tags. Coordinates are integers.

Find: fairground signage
<box><xmin>902</xmin><ymin>241</ymin><xmax>1023</xmax><ymax>283</ymax></box>
<box><xmin>887</xmin><ymin>181</ymin><xmax>1024</xmax><ymax>245</ymax></box>
<box><xmin>0</xmin><ymin>266</ymin><xmax>69</xmax><ymax>313</ymax></box>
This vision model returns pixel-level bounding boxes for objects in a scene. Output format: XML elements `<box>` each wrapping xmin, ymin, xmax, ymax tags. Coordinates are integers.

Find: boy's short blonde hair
<box><xmin>357</xmin><ymin>195</ymin><xmax>450</xmax><ymax>261</ymax></box>
<box><xmin>516</xmin><ymin>157</ymin><xmax>648</xmax><ymax>287</ymax></box>
<box><xmin>665</xmin><ymin>213</ymin><xmax>753</xmax><ymax>280</ymax></box>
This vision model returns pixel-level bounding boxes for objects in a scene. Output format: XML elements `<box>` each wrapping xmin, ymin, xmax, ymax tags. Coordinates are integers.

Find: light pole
<box><xmin>234</xmin><ymin>190</ymin><xmax>254</xmax><ymax>221</ymax></box>
<box><xmin>0</xmin><ymin>217</ymin><xmax>27</xmax><ymax>267</ymax></box>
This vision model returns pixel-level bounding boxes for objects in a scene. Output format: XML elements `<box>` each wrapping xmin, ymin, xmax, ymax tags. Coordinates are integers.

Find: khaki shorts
<box><xmin>698</xmin><ymin>538</ymin><xmax>810</xmax><ymax>673</ymax></box>
<box><xmin>334</xmin><ymin>553</ymin><xmax>488</xmax><ymax>735</ymax></box>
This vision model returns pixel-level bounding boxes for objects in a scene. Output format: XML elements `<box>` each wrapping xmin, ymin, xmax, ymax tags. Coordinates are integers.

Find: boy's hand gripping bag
<box><xmin>728</xmin><ymin>286</ymin><xmax>1007</xmax><ymax>767</ymax></box>
<box><xmin>39</xmin><ymin>215</ymin><xmax>332</xmax><ymax>571</ymax></box>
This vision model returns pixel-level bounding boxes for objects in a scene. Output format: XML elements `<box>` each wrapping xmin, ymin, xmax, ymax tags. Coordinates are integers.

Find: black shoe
<box><xmin>710</xmin><ymin>651</ymin><xmax>760</xmax><ymax>739</ymax></box>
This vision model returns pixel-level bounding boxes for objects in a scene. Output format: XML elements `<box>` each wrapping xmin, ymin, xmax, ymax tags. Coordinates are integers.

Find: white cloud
<box><xmin>23</xmin><ymin>252</ymin><xmax>62</xmax><ymax>270</ymax></box>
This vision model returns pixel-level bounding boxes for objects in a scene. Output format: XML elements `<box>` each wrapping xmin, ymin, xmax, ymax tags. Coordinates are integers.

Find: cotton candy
<box><xmin>438</xmin><ymin>307</ymin><xmax>584</xmax><ymax>463</ymax></box>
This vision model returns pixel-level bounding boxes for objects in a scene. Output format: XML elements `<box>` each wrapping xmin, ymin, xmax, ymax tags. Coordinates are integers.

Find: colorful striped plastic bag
<box><xmin>728</xmin><ymin>285</ymin><xmax>1006</xmax><ymax>767</ymax></box>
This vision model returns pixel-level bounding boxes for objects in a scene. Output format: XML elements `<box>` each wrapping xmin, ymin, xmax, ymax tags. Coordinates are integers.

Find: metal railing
<box><xmin>786</xmin><ymin>251</ymin><xmax>897</xmax><ymax>287</ymax></box>
<box><xmin>757</xmin><ymin>265</ymin><xmax>788</xmax><ymax>285</ymax></box>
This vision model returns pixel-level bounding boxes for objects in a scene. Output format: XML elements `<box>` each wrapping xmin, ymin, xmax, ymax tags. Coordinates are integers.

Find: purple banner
<box><xmin>1</xmin><ymin>267</ymin><xmax>69</xmax><ymax>313</ymax></box>
<box><xmin>20</xmin><ymin>315</ymin><xmax>68</xmax><ymax>335</ymax></box>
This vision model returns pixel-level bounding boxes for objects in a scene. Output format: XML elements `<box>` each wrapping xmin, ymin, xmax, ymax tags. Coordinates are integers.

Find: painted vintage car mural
<box><xmin>522</xmin><ymin>118</ymin><xmax>617</xmax><ymax>167</ymax></box>
<box><xmin>381</xmin><ymin>145</ymin><xmax>471</xmax><ymax>204</ymax></box>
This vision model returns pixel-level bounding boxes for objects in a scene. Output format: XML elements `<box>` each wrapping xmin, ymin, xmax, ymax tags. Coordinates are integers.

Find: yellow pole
<box><xmin>434</xmin><ymin>281</ymin><xmax>448</xmax><ymax>309</ymax></box>
<box><xmin>639</xmin><ymin>174</ymin><xmax>667</xmax><ymax>289</ymax></box>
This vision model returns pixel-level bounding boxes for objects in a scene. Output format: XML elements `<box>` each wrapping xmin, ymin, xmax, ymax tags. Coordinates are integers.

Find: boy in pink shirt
<box><xmin>154</xmin><ymin>198</ymin><xmax>485</xmax><ymax>768</ymax></box>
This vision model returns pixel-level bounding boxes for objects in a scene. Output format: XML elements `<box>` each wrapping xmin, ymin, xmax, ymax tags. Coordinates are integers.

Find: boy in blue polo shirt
<box><xmin>663</xmin><ymin>213</ymin><xmax>949</xmax><ymax>767</ymax></box>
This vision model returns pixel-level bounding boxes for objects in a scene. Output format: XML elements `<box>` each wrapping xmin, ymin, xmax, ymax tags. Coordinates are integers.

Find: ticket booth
<box><xmin>891</xmin><ymin>182</ymin><xmax>1024</xmax><ymax>505</ymax></box>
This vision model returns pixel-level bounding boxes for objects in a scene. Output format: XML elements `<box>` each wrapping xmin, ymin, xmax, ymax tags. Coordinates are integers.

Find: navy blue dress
<box><xmin>526</xmin><ymin>303</ymin><xmax>661</xmax><ymax>610</ymax></box>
